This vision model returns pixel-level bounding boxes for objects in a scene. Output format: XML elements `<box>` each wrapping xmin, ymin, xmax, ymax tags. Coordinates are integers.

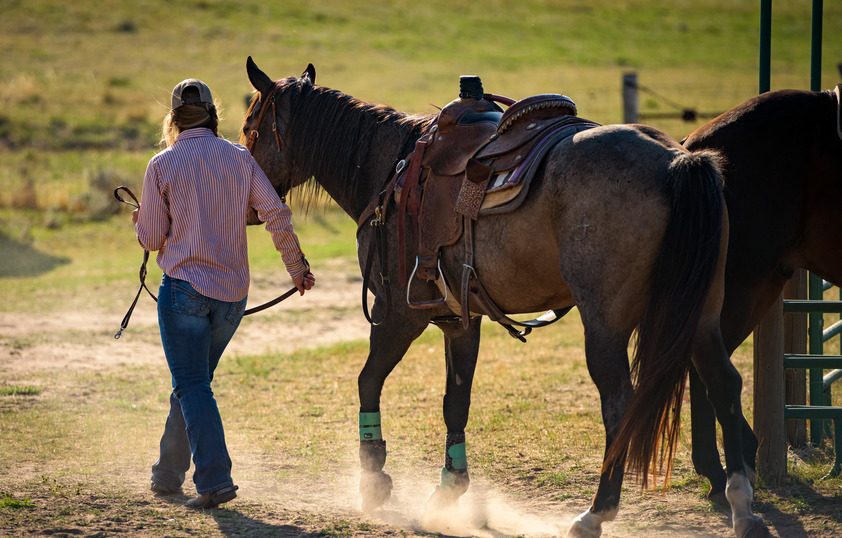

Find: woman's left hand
<box><xmin>293</xmin><ymin>272</ymin><xmax>316</xmax><ymax>295</ymax></box>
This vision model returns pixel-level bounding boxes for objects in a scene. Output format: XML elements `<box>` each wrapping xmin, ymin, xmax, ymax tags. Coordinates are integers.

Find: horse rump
<box><xmin>606</xmin><ymin>148</ymin><xmax>726</xmax><ymax>487</ymax></box>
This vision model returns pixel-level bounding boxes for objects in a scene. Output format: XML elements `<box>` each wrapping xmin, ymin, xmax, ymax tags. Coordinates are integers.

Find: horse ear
<box><xmin>301</xmin><ymin>64</ymin><xmax>316</xmax><ymax>84</ymax></box>
<box><xmin>246</xmin><ymin>56</ymin><xmax>274</xmax><ymax>95</ymax></box>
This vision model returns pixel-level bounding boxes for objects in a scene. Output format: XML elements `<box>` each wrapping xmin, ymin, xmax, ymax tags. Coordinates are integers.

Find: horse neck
<box><xmin>287</xmin><ymin>91</ymin><xmax>431</xmax><ymax>222</ymax></box>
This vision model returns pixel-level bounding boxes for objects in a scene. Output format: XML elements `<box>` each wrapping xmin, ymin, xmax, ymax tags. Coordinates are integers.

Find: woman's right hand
<box><xmin>131</xmin><ymin>208</ymin><xmax>139</xmax><ymax>224</ymax></box>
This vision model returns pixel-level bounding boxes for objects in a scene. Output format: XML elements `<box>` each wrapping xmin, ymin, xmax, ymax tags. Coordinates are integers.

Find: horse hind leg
<box><xmin>689</xmin><ymin>365</ymin><xmax>729</xmax><ymax>503</ymax></box>
<box><xmin>424</xmin><ymin>316</ymin><xmax>481</xmax><ymax>515</ymax></box>
<box><xmin>568</xmin><ymin>326</ymin><xmax>633</xmax><ymax>538</ymax></box>
<box><xmin>692</xmin><ymin>322</ymin><xmax>770</xmax><ymax>538</ymax></box>
<box><xmin>690</xmin><ymin>365</ymin><xmax>759</xmax><ymax>507</ymax></box>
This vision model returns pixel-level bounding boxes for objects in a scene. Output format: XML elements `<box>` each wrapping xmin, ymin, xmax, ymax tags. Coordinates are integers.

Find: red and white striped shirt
<box><xmin>135</xmin><ymin>128</ymin><xmax>307</xmax><ymax>302</ymax></box>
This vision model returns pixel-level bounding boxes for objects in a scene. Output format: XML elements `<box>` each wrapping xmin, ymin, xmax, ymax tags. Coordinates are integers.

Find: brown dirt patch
<box><xmin>0</xmin><ymin>265</ymin><xmax>838</xmax><ymax>537</ymax></box>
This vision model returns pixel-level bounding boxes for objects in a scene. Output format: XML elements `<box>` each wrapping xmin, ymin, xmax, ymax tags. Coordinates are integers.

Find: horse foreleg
<box><xmin>689</xmin><ymin>366</ymin><xmax>728</xmax><ymax>503</ymax></box>
<box><xmin>425</xmin><ymin>316</ymin><xmax>481</xmax><ymax>512</ymax></box>
<box><xmin>569</xmin><ymin>330</ymin><xmax>633</xmax><ymax>538</ymax></box>
<box><xmin>358</xmin><ymin>317</ymin><xmax>426</xmax><ymax>513</ymax></box>
<box><xmin>692</xmin><ymin>325</ymin><xmax>770</xmax><ymax>538</ymax></box>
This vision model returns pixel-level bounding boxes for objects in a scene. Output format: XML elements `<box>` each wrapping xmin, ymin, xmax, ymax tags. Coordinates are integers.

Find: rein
<box><xmin>114</xmin><ymin>184</ymin><xmax>299</xmax><ymax>339</ymax></box>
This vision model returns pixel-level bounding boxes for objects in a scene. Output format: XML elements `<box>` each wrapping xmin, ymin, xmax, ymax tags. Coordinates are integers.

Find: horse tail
<box><xmin>606</xmin><ymin>148</ymin><xmax>725</xmax><ymax>488</ymax></box>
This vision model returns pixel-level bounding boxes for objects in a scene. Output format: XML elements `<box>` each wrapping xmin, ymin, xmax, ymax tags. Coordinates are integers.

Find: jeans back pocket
<box><xmin>169</xmin><ymin>279</ymin><xmax>210</xmax><ymax>316</ymax></box>
<box><xmin>225</xmin><ymin>297</ymin><xmax>247</xmax><ymax>326</ymax></box>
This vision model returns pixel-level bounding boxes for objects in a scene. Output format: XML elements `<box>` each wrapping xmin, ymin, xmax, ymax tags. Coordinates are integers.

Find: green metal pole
<box><xmin>811</xmin><ymin>0</ymin><xmax>823</xmax><ymax>92</ymax></box>
<box><xmin>759</xmin><ymin>0</ymin><xmax>772</xmax><ymax>93</ymax></box>
<box><xmin>807</xmin><ymin>0</ymin><xmax>825</xmax><ymax>439</ymax></box>
<box><xmin>810</xmin><ymin>275</ymin><xmax>825</xmax><ymax>444</ymax></box>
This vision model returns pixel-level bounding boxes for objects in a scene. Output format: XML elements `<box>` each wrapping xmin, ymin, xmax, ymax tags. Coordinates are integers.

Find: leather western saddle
<box><xmin>366</xmin><ymin>76</ymin><xmax>596</xmax><ymax>336</ymax></box>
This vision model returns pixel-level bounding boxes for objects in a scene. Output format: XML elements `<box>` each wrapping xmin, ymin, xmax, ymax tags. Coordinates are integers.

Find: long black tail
<box><xmin>606</xmin><ymin>149</ymin><xmax>725</xmax><ymax>487</ymax></box>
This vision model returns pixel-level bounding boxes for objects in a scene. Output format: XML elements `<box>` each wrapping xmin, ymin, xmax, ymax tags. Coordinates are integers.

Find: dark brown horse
<box><xmin>241</xmin><ymin>57</ymin><xmax>768</xmax><ymax>537</ymax></box>
<box><xmin>683</xmin><ymin>86</ymin><xmax>842</xmax><ymax>503</ymax></box>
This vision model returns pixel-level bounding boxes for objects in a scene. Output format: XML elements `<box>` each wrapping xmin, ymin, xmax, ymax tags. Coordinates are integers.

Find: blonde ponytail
<box><xmin>158</xmin><ymin>102</ymin><xmax>221</xmax><ymax>148</ymax></box>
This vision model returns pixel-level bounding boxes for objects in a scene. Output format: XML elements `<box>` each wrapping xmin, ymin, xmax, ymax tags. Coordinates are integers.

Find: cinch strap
<box><xmin>359</xmin><ymin>411</ymin><xmax>382</xmax><ymax>441</ymax></box>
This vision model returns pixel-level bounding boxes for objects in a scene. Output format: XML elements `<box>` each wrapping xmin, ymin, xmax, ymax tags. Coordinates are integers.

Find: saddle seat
<box><xmin>407</xmin><ymin>87</ymin><xmax>589</xmax><ymax>285</ymax></box>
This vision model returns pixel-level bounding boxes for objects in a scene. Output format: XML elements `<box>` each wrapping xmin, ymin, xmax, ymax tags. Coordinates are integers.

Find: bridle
<box><xmin>243</xmin><ymin>81</ymin><xmax>302</xmax><ymax>207</ymax></box>
<box><xmin>244</xmin><ymin>83</ymin><xmax>289</xmax><ymax>156</ymax></box>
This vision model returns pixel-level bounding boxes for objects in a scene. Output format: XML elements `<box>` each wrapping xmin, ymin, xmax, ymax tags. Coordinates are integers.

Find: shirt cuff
<box><xmin>285</xmin><ymin>255</ymin><xmax>309</xmax><ymax>279</ymax></box>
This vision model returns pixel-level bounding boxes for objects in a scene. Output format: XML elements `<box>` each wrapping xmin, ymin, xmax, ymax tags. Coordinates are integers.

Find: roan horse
<box><xmin>240</xmin><ymin>57</ymin><xmax>768</xmax><ymax>537</ymax></box>
<box><xmin>683</xmin><ymin>86</ymin><xmax>842</xmax><ymax>503</ymax></box>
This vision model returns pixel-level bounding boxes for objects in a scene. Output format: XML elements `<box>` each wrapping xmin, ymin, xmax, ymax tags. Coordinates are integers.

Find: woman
<box><xmin>132</xmin><ymin>78</ymin><xmax>315</xmax><ymax>509</ymax></box>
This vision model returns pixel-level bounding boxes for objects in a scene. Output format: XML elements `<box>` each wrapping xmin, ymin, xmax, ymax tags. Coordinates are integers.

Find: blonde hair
<box><xmin>159</xmin><ymin>101</ymin><xmax>222</xmax><ymax>148</ymax></box>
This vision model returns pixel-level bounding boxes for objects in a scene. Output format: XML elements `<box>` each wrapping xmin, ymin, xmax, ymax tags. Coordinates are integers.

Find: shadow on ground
<box><xmin>0</xmin><ymin>232</ymin><xmax>70</xmax><ymax>278</ymax></box>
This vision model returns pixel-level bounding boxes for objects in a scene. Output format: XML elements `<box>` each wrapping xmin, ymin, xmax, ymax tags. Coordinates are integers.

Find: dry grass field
<box><xmin>3</xmin><ymin>1</ymin><xmax>842</xmax><ymax>536</ymax></box>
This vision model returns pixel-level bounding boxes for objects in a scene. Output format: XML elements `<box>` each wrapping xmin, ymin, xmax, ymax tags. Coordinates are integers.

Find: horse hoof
<box><xmin>360</xmin><ymin>470</ymin><xmax>392</xmax><ymax>513</ymax></box>
<box><xmin>708</xmin><ymin>489</ymin><xmax>728</xmax><ymax>506</ymax></box>
<box><xmin>735</xmin><ymin>515</ymin><xmax>771</xmax><ymax>538</ymax></box>
<box><xmin>566</xmin><ymin>520</ymin><xmax>601</xmax><ymax>538</ymax></box>
<box><xmin>567</xmin><ymin>510</ymin><xmax>602</xmax><ymax>538</ymax></box>
<box><xmin>421</xmin><ymin>484</ymin><xmax>468</xmax><ymax>533</ymax></box>
<box><xmin>425</xmin><ymin>484</ymin><xmax>461</xmax><ymax>513</ymax></box>
<box><xmin>567</xmin><ymin>507</ymin><xmax>615</xmax><ymax>538</ymax></box>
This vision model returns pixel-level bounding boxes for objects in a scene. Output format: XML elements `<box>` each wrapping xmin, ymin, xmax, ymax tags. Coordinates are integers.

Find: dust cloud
<box><xmin>237</xmin><ymin>463</ymin><xmax>575</xmax><ymax>537</ymax></box>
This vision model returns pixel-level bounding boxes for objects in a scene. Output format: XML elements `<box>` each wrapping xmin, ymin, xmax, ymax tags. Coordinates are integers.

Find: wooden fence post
<box><xmin>622</xmin><ymin>72</ymin><xmax>638</xmax><ymax>124</ymax></box>
<box><xmin>753</xmin><ymin>294</ymin><xmax>787</xmax><ymax>480</ymax></box>
<box><xmin>785</xmin><ymin>270</ymin><xmax>808</xmax><ymax>447</ymax></box>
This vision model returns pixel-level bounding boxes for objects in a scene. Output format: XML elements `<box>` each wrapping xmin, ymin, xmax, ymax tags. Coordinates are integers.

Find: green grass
<box><xmin>2</xmin><ymin>0</ymin><xmax>841</xmax><ymax>212</ymax></box>
<box><xmin>3</xmin><ymin>1</ymin><xmax>842</xmax><ymax>535</ymax></box>
<box><xmin>0</xmin><ymin>493</ymin><xmax>35</xmax><ymax>510</ymax></box>
<box><xmin>0</xmin><ymin>202</ymin><xmax>356</xmax><ymax>313</ymax></box>
<box><xmin>0</xmin><ymin>385</ymin><xmax>41</xmax><ymax>396</ymax></box>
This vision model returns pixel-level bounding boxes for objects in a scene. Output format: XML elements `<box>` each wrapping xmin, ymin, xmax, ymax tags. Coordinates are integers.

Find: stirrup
<box><xmin>407</xmin><ymin>257</ymin><xmax>448</xmax><ymax>309</ymax></box>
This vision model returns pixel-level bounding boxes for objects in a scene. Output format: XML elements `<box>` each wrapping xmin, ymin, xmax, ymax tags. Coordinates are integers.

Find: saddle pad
<box><xmin>478</xmin><ymin>120</ymin><xmax>599</xmax><ymax>216</ymax></box>
<box><xmin>480</xmin><ymin>170</ymin><xmax>522</xmax><ymax>211</ymax></box>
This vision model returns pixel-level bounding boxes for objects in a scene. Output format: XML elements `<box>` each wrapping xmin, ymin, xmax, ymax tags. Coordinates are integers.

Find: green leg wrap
<box><xmin>359</xmin><ymin>411</ymin><xmax>386</xmax><ymax>472</ymax></box>
<box><xmin>445</xmin><ymin>432</ymin><xmax>467</xmax><ymax>471</ymax></box>
<box><xmin>439</xmin><ymin>432</ymin><xmax>469</xmax><ymax>495</ymax></box>
<box><xmin>359</xmin><ymin>411</ymin><xmax>382</xmax><ymax>441</ymax></box>
<box><xmin>440</xmin><ymin>465</ymin><xmax>469</xmax><ymax>488</ymax></box>
<box><xmin>447</xmin><ymin>441</ymin><xmax>467</xmax><ymax>470</ymax></box>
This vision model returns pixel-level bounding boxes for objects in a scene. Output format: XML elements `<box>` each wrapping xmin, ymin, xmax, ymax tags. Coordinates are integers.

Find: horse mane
<box><xmin>248</xmin><ymin>77</ymin><xmax>436</xmax><ymax>210</ymax></box>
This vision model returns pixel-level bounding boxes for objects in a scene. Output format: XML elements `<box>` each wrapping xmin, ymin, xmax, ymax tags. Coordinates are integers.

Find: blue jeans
<box><xmin>150</xmin><ymin>274</ymin><xmax>246</xmax><ymax>494</ymax></box>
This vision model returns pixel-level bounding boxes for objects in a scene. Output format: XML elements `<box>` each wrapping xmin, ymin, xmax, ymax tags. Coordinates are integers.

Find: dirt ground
<box><xmin>0</xmin><ymin>266</ymin><xmax>838</xmax><ymax>537</ymax></box>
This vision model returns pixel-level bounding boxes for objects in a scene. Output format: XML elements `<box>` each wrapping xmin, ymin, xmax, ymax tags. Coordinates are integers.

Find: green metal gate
<box><xmin>783</xmin><ymin>275</ymin><xmax>842</xmax><ymax>477</ymax></box>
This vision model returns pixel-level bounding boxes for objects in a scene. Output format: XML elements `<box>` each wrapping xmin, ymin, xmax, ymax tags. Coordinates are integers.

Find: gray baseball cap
<box><xmin>171</xmin><ymin>78</ymin><xmax>213</xmax><ymax>109</ymax></box>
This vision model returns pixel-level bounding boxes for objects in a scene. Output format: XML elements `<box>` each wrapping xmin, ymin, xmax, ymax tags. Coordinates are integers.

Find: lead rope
<box><xmin>113</xmin><ymin>186</ymin><xmax>302</xmax><ymax>339</ymax></box>
<box><xmin>113</xmin><ymin>186</ymin><xmax>156</xmax><ymax>339</ymax></box>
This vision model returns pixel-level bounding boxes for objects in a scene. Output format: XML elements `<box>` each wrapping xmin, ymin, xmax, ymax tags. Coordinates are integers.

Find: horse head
<box><xmin>240</xmin><ymin>57</ymin><xmax>317</xmax><ymax>208</ymax></box>
<box><xmin>241</xmin><ymin>58</ymin><xmax>435</xmax><ymax>220</ymax></box>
